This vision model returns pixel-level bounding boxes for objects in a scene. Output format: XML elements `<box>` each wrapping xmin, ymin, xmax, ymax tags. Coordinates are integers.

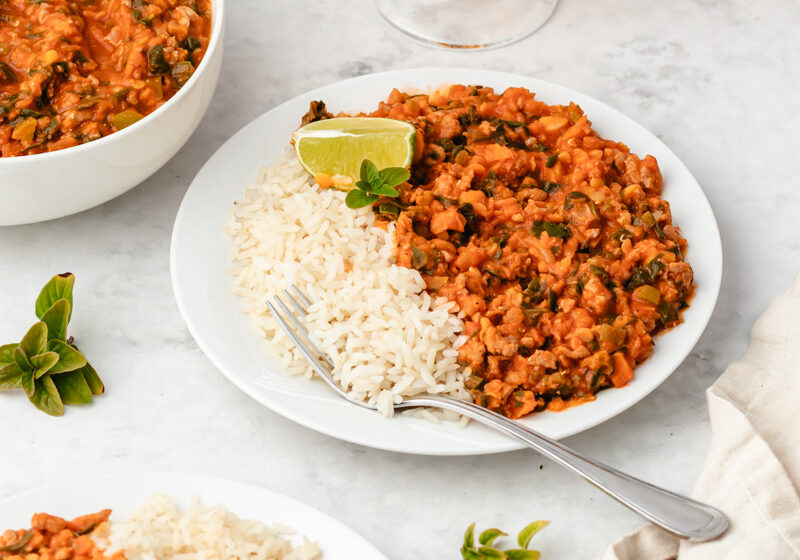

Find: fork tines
<box><xmin>266</xmin><ymin>285</ymin><xmax>334</xmax><ymax>374</ymax></box>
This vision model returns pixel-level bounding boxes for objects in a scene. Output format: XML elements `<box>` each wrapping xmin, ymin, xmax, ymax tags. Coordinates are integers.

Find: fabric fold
<box><xmin>604</xmin><ymin>275</ymin><xmax>800</xmax><ymax>559</ymax></box>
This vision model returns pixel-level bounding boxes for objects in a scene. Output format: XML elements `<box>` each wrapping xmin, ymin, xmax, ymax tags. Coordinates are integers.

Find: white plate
<box><xmin>0</xmin><ymin>472</ymin><xmax>387</xmax><ymax>559</ymax></box>
<box><xmin>170</xmin><ymin>68</ymin><xmax>722</xmax><ymax>456</ymax></box>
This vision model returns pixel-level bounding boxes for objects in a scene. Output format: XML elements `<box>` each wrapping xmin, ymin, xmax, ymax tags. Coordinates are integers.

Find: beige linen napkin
<box><xmin>604</xmin><ymin>274</ymin><xmax>800</xmax><ymax>559</ymax></box>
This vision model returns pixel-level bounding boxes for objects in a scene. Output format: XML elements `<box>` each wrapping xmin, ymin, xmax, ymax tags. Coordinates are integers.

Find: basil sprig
<box><xmin>461</xmin><ymin>520</ymin><xmax>549</xmax><ymax>560</ymax></box>
<box><xmin>0</xmin><ymin>273</ymin><xmax>103</xmax><ymax>416</ymax></box>
<box><xmin>344</xmin><ymin>159</ymin><xmax>409</xmax><ymax>209</ymax></box>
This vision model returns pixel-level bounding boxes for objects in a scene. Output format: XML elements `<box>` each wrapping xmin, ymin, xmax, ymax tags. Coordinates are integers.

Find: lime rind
<box><xmin>293</xmin><ymin>117</ymin><xmax>415</xmax><ymax>182</ymax></box>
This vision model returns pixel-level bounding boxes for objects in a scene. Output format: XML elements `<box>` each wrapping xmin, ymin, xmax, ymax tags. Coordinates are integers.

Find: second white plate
<box><xmin>0</xmin><ymin>472</ymin><xmax>386</xmax><ymax>559</ymax></box>
<box><xmin>170</xmin><ymin>68</ymin><xmax>722</xmax><ymax>455</ymax></box>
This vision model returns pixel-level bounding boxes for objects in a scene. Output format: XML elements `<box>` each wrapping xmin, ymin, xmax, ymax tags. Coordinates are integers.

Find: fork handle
<box><xmin>402</xmin><ymin>394</ymin><xmax>728</xmax><ymax>541</ymax></box>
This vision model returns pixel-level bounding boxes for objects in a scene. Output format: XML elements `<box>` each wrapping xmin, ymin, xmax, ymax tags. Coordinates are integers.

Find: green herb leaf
<box><xmin>506</xmin><ymin>550</ymin><xmax>541</xmax><ymax>560</ymax></box>
<box><xmin>53</xmin><ymin>370</ymin><xmax>92</xmax><ymax>405</ymax></box>
<box><xmin>0</xmin><ymin>61</ymin><xmax>18</xmax><ymax>83</ymax></box>
<box><xmin>410</xmin><ymin>246</ymin><xmax>428</xmax><ymax>269</ymax></box>
<box><xmin>20</xmin><ymin>321</ymin><xmax>48</xmax><ymax>357</ymax></box>
<box><xmin>28</xmin><ymin>375</ymin><xmax>64</xmax><ymax>416</ymax></box>
<box><xmin>0</xmin><ymin>343</ymin><xmax>16</xmax><ymax>366</ymax></box>
<box><xmin>41</xmin><ymin>298</ymin><xmax>70</xmax><ymax>341</ymax></box>
<box><xmin>14</xmin><ymin>346</ymin><xmax>31</xmax><ymax>371</ymax></box>
<box><xmin>360</xmin><ymin>159</ymin><xmax>381</xmax><ymax>188</ymax></box>
<box><xmin>20</xmin><ymin>369</ymin><xmax>35</xmax><ymax>397</ymax></box>
<box><xmin>538</xmin><ymin>181</ymin><xmax>561</xmax><ymax>194</ymax></box>
<box><xmin>375</xmin><ymin>202</ymin><xmax>401</xmax><ymax>219</ymax></box>
<box><xmin>147</xmin><ymin>44</ymin><xmax>170</xmax><ymax>74</ymax></box>
<box><xmin>463</xmin><ymin>522</ymin><xmax>476</xmax><ymax>551</ymax></box>
<box><xmin>378</xmin><ymin>167</ymin><xmax>410</xmax><ymax>188</ymax></box>
<box><xmin>350</xmin><ymin>159</ymin><xmax>406</xmax><ymax>207</ymax></box>
<box><xmin>545</xmin><ymin>153</ymin><xmax>558</xmax><ymax>167</ymax></box>
<box><xmin>71</xmin><ymin>350</ymin><xmax>103</xmax><ymax>395</ymax></box>
<box><xmin>46</xmin><ymin>339</ymin><xmax>87</xmax><ymax>374</ymax></box>
<box><xmin>531</xmin><ymin>221</ymin><xmax>570</xmax><ymax>238</ymax></box>
<box><xmin>517</xmin><ymin>521</ymin><xmax>550</xmax><ymax>549</ymax></box>
<box><xmin>345</xmin><ymin>189</ymin><xmax>378</xmax><ymax>209</ymax></box>
<box><xmin>180</xmin><ymin>35</ymin><xmax>201</xmax><ymax>52</ymax></box>
<box><xmin>370</xmin><ymin>183</ymin><xmax>400</xmax><ymax>197</ymax></box>
<box><xmin>563</xmin><ymin>191</ymin><xmax>590</xmax><ymax>210</ymax></box>
<box><xmin>0</xmin><ymin>363</ymin><xmax>25</xmax><ymax>391</ymax></box>
<box><xmin>478</xmin><ymin>546</ymin><xmax>507</xmax><ymax>559</ymax></box>
<box><xmin>657</xmin><ymin>300</ymin><xmax>679</xmax><ymax>325</ymax></box>
<box><xmin>479</xmin><ymin>528</ymin><xmax>507</xmax><ymax>546</ymax></box>
<box><xmin>35</xmin><ymin>273</ymin><xmax>74</xmax><ymax>321</ymax></box>
<box><xmin>29</xmin><ymin>351</ymin><xmax>59</xmax><ymax>379</ymax></box>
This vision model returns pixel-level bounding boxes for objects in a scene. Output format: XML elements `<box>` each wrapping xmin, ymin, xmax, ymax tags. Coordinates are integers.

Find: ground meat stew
<box><xmin>325</xmin><ymin>85</ymin><xmax>695</xmax><ymax>419</ymax></box>
<box><xmin>0</xmin><ymin>510</ymin><xmax>122</xmax><ymax>559</ymax></box>
<box><xmin>0</xmin><ymin>0</ymin><xmax>212</xmax><ymax>157</ymax></box>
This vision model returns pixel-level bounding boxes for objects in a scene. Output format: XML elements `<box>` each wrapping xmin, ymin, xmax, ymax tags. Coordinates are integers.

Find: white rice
<box><xmin>224</xmin><ymin>150</ymin><xmax>471</xmax><ymax>418</ymax></box>
<box><xmin>99</xmin><ymin>494</ymin><xmax>320</xmax><ymax>560</ymax></box>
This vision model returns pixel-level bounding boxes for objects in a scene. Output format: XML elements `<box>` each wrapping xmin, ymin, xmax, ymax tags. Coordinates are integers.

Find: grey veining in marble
<box><xmin>1</xmin><ymin>1</ymin><xmax>799</xmax><ymax>558</ymax></box>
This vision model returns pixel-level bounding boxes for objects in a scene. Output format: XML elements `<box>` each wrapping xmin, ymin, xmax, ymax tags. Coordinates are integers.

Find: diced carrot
<box><xmin>314</xmin><ymin>173</ymin><xmax>333</xmax><ymax>190</ymax></box>
<box><xmin>610</xmin><ymin>353</ymin><xmax>634</xmax><ymax>387</ymax></box>
<box><xmin>429</xmin><ymin>206</ymin><xmax>466</xmax><ymax>235</ymax></box>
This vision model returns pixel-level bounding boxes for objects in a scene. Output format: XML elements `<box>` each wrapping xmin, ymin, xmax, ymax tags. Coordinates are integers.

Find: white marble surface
<box><xmin>1</xmin><ymin>1</ymin><xmax>799</xmax><ymax>558</ymax></box>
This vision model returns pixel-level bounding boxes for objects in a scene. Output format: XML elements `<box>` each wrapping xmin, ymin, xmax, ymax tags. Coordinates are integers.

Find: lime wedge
<box><xmin>292</xmin><ymin>117</ymin><xmax>416</xmax><ymax>182</ymax></box>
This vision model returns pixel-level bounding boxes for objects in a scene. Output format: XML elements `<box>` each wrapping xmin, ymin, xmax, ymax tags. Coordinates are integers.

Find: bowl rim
<box><xmin>0</xmin><ymin>0</ymin><xmax>225</xmax><ymax>167</ymax></box>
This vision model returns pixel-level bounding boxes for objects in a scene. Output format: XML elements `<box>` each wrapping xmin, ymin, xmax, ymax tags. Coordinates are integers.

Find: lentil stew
<box><xmin>0</xmin><ymin>510</ymin><xmax>122</xmax><ymax>560</ymax></box>
<box><xmin>307</xmin><ymin>84</ymin><xmax>695</xmax><ymax>419</ymax></box>
<box><xmin>0</xmin><ymin>0</ymin><xmax>212</xmax><ymax>157</ymax></box>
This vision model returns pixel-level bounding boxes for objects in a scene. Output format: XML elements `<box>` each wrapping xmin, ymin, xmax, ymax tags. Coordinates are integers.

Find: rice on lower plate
<box><xmin>224</xmin><ymin>150</ymin><xmax>471</xmax><ymax>418</ymax></box>
<box><xmin>99</xmin><ymin>494</ymin><xmax>320</xmax><ymax>560</ymax></box>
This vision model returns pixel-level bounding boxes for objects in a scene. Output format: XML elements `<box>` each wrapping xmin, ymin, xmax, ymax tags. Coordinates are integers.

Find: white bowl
<box><xmin>0</xmin><ymin>0</ymin><xmax>225</xmax><ymax>226</ymax></box>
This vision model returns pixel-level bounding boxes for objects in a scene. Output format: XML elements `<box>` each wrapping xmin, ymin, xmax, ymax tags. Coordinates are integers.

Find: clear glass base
<box><xmin>376</xmin><ymin>0</ymin><xmax>558</xmax><ymax>51</ymax></box>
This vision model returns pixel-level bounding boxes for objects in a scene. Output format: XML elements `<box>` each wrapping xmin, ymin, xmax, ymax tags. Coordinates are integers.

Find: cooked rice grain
<box><xmin>100</xmin><ymin>494</ymin><xmax>320</xmax><ymax>560</ymax></box>
<box><xmin>225</xmin><ymin>150</ymin><xmax>471</xmax><ymax>417</ymax></box>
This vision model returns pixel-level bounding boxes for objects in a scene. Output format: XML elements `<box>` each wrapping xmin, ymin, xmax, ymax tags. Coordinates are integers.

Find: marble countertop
<box><xmin>2</xmin><ymin>1</ymin><xmax>799</xmax><ymax>558</ymax></box>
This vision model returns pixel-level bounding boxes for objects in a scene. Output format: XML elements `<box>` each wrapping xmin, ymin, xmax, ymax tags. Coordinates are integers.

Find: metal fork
<box><xmin>267</xmin><ymin>285</ymin><xmax>728</xmax><ymax>541</ymax></box>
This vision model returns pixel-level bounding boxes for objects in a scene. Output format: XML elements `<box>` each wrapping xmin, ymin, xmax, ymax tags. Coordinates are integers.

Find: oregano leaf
<box><xmin>0</xmin><ymin>343</ymin><xmax>16</xmax><ymax>367</ymax></box>
<box><xmin>477</xmin><ymin>547</ymin><xmax>507</xmax><ymax>559</ymax></box>
<box><xmin>14</xmin><ymin>346</ymin><xmax>31</xmax><ymax>370</ymax></box>
<box><xmin>19</xmin><ymin>322</ymin><xmax>47</xmax><ymax>358</ymax></box>
<box><xmin>47</xmin><ymin>339</ymin><xmax>87</xmax><ymax>374</ymax></box>
<box><xmin>20</xmin><ymin>369</ymin><xmax>34</xmax><ymax>397</ymax></box>
<box><xmin>345</xmin><ymin>189</ymin><xmax>378</xmax><ymax>209</ymax></box>
<box><xmin>378</xmin><ymin>166</ymin><xmax>410</xmax><ymax>188</ymax></box>
<box><xmin>0</xmin><ymin>363</ymin><xmax>25</xmax><ymax>391</ymax></box>
<box><xmin>360</xmin><ymin>159</ymin><xmax>380</xmax><ymax>188</ymax></box>
<box><xmin>462</xmin><ymin>522</ymin><xmax>476</xmax><ymax>552</ymax></box>
<box><xmin>506</xmin><ymin>550</ymin><xmax>541</xmax><ymax>560</ymax></box>
<box><xmin>479</xmin><ymin>529</ymin><xmax>507</xmax><ymax>546</ymax></box>
<box><xmin>71</xmin><ymin>348</ymin><xmax>103</xmax><ymax>395</ymax></box>
<box><xmin>41</xmin><ymin>299</ymin><xmax>70</xmax><ymax>341</ymax></box>
<box><xmin>28</xmin><ymin>375</ymin><xmax>64</xmax><ymax>416</ymax></box>
<box><xmin>29</xmin><ymin>351</ymin><xmax>59</xmax><ymax>379</ymax></box>
<box><xmin>370</xmin><ymin>183</ymin><xmax>400</xmax><ymax>197</ymax></box>
<box><xmin>517</xmin><ymin>521</ymin><xmax>549</xmax><ymax>549</ymax></box>
<box><xmin>35</xmin><ymin>273</ymin><xmax>74</xmax><ymax>321</ymax></box>
<box><xmin>53</xmin><ymin>370</ymin><xmax>92</xmax><ymax>405</ymax></box>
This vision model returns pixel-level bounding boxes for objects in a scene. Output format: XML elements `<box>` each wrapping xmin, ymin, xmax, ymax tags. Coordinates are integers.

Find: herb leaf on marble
<box><xmin>461</xmin><ymin>521</ymin><xmax>549</xmax><ymax>559</ymax></box>
<box><xmin>0</xmin><ymin>273</ymin><xmax>104</xmax><ymax>416</ymax></box>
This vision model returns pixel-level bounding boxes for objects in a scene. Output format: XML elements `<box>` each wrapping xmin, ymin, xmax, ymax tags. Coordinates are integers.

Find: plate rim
<box><xmin>0</xmin><ymin>470</ymin><xmax>389</xmax><ymax>559</ymax></box>
<box><xmin>170</xmin><ymin>66</ymin><xmax>723</xmax><ymax>455</ymax></box>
